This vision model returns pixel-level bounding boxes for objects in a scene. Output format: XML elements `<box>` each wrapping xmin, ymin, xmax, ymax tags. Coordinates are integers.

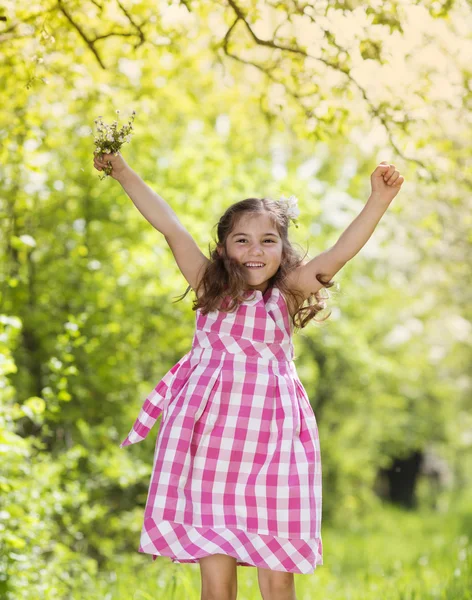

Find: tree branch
<box><xmin>0</xmin><ymin>6</ymin><xmax>59</xmax><ymax>35</ymax></box>
<box><xmin>116</xmin><ymin>0</ymin><xmax>145</xmax><ymax>48</ymax></box>
<box><xmin>57</xmin><ymin>0</ymin><xmax>106</xmax><ymax>69</ymax></box>
<box><xmin>57</xmin><ymin>0</ymin><xmax>148</xmax><ymax>67</ymax></box>
<box><xmin>224</xmin><ymin>0</ymin><xmax>433</xmax><ymax>178</ymax></box>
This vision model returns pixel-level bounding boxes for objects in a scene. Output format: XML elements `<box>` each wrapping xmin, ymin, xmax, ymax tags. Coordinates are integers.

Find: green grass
<box><xmin>93</xmin><ymin>490</ymin><xmax>472</xmax><ymax>600</ymax></box>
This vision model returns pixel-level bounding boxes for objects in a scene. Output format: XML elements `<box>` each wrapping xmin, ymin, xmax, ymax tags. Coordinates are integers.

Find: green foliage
<box><xmin>0</xmin><ymin>1</ymin><xmax>471</xmax><ymax>598</ymax></box>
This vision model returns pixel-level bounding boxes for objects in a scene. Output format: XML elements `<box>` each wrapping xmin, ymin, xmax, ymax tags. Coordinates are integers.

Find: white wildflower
<box><xmin>277</xmin><ymin>194</ymin><xmax>300</xmax><ymax>227</ymax></box>
<box><xmin>285</xmin><ymin>195</ymin><xmax>300</xmax><ymax>219</ymax></box>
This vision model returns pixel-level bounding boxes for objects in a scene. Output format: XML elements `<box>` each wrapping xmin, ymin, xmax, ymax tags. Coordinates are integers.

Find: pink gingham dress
<box><xmin>120</xmin><ymin>284</ymin><xmax>323</xmax><ymax>574</ymax></box>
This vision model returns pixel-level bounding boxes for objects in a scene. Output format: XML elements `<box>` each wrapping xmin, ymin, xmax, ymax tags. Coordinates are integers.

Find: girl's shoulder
<box><xmin>278</xmin><ymin>287</ymin><xmax>301</xmax><ymax>320</ymax></box>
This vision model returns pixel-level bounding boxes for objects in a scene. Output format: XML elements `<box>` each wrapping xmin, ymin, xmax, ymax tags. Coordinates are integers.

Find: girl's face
<box><xmin>223</xmin><ymin>212</ymin><xmax>283</xmax><ymax>292</ymax></box>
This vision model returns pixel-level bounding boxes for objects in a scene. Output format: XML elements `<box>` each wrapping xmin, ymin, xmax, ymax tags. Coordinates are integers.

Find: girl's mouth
<box><xmin>244</xmin><ymin>262</ymin><xmax>265</xmax><ymax>269</ymax></box>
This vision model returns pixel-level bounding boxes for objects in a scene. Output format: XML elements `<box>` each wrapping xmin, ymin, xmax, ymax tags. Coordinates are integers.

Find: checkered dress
<box><xmin>120</xmin><ymin>285</ymin><xmax>323</xmax><ymax>574</ymax></box>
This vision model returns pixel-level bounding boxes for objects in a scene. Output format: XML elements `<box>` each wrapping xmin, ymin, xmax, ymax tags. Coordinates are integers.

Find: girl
<box><xmin>93</xmin><ymin>152</ymin><xmax>404</xmax><ymax>600</ymax></box>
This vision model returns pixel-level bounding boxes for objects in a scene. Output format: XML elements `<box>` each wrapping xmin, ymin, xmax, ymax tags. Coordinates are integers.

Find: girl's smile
<box><xmin>225</xmin><ymin>213</ymin><xmax>283</xmax><ymax>291</ymax></box>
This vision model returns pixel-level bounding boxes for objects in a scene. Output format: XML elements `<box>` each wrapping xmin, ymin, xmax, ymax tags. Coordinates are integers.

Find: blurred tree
<box><xmin>0</xmin><ymin>1</ymin><xmax>471</xmax><ymax>598</ymax></box>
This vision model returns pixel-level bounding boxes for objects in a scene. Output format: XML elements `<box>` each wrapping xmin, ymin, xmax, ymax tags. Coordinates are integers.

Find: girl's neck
<box><xmin>246</xmin><ymin>284</ymin><xmax>272</xmax><ymax>295</ymax></box>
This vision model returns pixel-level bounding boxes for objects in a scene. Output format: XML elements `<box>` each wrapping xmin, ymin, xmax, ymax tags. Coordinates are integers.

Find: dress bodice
<box><xmin>192</xmin><ymin>285</ymin><xmax>294</xmax><ymax>363</ymax></box>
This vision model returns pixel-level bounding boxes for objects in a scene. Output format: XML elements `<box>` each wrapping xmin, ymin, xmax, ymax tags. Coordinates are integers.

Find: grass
<box><xmin>92</xmin><ymin>488</ymin><xmax>472</xmax><ymax>600</ymax></box>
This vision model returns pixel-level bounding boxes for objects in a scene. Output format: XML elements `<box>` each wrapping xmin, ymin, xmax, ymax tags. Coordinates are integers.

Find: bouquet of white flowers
<box><xmin>93</xmin><ymin>109</ymin><xmax>136</xmax><ymax>180</ymax></box>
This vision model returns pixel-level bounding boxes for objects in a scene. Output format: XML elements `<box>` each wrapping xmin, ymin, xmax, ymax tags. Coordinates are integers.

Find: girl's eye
<box><xmin>236</xmin><ymin>239</ymin><xmax>275</xmax><ymax>243</ymax></box>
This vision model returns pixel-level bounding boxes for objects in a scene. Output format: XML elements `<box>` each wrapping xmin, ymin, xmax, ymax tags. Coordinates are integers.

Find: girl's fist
<box><xmin>370</xmin><ymin>161</ymin><xmax>405</xmax><ymax>202</ymax></box>
<box><xmin>93</xmin><ymin>151</ymin><xmax>128</xmax><ymax>181</ymax></box>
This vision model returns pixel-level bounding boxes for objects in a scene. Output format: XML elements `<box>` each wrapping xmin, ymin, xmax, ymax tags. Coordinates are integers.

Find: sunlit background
<box><xmin>1</xmin><ymin>1</ymin><xmax>471</xmax><ymax>598</ymax></box>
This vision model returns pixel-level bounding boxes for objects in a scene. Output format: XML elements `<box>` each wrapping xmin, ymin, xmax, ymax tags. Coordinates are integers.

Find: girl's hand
<box><xmin>93</xmin><ymin>151</ymin><xmax>129</xmax><ymax>181</ymax></box>
<box><xmin>370</xmin><ymin>161</ymin><xmax>405</xmax><ymax>203</ymax></box>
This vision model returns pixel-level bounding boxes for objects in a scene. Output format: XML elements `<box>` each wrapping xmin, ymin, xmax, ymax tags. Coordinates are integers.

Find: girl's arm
<box><xmin>116</xmin><ymin>163</ymin><xmax>180</xmax><ymax>237</ymax></box>
<box><xmin>94</xmin><ymin>152</ymin><xmax>209</xmax><ymax>290</ymax></box>
<box><xmin>330</xmin><ymin>190</ymin><xmax>391</xmax><ymax>263</ymax></box>
<box><xmin>94</xmin><ymin>151</ymin><xmax>178</xmax><ymax>235</ymax></box>
<box><xmin>287</xmin><ymin>162</ymin><xmax>404</xmax><ymax>299</ymax></box>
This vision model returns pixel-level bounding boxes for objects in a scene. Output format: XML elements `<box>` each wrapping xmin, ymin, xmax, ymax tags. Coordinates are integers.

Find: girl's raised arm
<box><xmin>286</xmin><ymin>162</ymin><xmax>404</xmax><ymax>301</ymax></box>
<box><xmin>94</xmin><ymin>152</ymin><xmax>209</xmax><ymax>290</ymax></box>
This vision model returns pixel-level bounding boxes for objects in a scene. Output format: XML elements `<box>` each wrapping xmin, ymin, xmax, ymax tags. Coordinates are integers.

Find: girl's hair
<box><xmin>174</xmin><ymin>197</ymin><xmax>336</xmax><ymax>330</ymax></box>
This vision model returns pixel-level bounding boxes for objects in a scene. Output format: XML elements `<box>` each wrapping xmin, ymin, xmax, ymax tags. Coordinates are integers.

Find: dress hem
<box><xmin>138</xmin><ymin>519</ymin><xmax>323</xmax><ymax>575</ymax></box>
<box><xmin>141</xmin><ymin>547</ymin><xmax>323</xmax><ymax>575</ymax></box>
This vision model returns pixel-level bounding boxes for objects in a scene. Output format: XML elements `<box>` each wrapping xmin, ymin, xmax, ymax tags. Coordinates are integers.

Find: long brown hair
<box><xmin>174</xmin><ymin>198</ymin><xmax>336</xmax><ymax>330</ymax></box>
